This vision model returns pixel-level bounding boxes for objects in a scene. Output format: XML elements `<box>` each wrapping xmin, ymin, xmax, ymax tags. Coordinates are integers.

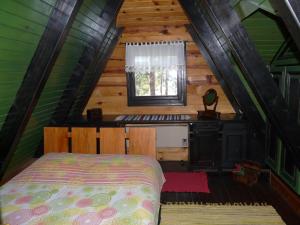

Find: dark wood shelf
<box><xmin>57</xmin><ymin>113</ymin><xmax>242</xmax><ymax>127</ymax></box>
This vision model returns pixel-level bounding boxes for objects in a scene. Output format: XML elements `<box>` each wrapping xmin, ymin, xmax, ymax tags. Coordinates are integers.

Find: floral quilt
<box><xmin>1</xmin><ymin>153</ymin><xmax>165</xmax><ymax>225</ymax></box>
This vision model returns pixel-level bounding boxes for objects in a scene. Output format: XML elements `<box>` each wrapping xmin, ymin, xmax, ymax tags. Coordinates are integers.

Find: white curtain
<box><xmin>125</xmin><ymin>41</ymin><xmax>185</xmax><ymax>73</ymax></box>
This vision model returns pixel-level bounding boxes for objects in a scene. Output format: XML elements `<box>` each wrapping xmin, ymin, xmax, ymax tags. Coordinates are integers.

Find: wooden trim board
<box><xmin>157</xmin><ymin>147</ymin><xmax>188</xmax><ymax>161</ymax></box>
<box><xmin>270</xmin><ymin>172</ymin><xmax>300</xmax><ymax>217</ymax></box>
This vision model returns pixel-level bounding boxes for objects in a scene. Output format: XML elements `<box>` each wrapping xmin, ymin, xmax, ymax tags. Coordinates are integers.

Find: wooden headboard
<box><xmin>44</xmin><ymin>127</ymin><xmax>156</xmax><ymax>158</ymax></box>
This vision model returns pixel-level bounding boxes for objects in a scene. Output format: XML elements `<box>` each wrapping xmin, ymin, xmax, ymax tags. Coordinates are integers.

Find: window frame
<box><xmin>126</xmin><ymin>69</ymin><xmax>187</xmax><ymax>106</ymax></box>
<box><xmin>125</xmin><ymin>43</ymin><xmax>187</xmax><ymax>106</ymax></box>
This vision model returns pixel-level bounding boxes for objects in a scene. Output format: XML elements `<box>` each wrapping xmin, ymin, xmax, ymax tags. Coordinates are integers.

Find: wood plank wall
<box><xmin>85</xmin><ymin>0</ymin><xmax>234</xmax><ymax>115</ymax></box>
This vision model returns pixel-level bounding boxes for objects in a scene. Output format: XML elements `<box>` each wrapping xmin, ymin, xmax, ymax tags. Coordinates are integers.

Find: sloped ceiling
<box><xmin>234</xmin><ymin>1</ymin><xmax>299</xmax><ymax>70</ymax></box>
<box><xmin>0</xmin><ymin>0</ymin><xmax>122</xmax><ymax>179</ymax></box>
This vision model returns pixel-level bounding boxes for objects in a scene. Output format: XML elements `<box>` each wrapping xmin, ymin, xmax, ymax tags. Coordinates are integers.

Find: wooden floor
<box><xmin>160</xmin><ymin>161</ymin><xmax>300</xmax><ymax>225</ymax></box>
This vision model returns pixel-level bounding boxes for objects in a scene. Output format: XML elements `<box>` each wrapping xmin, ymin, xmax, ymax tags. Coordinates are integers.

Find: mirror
<box><xmin>203</xmin><ymin>89</ymin><xmax>218</xmax><ymax>107</ymax></box>
<box><xmin>198</xmin><ymin>88</ymin><xmax>220</xmax><ymax>119</ymax></box>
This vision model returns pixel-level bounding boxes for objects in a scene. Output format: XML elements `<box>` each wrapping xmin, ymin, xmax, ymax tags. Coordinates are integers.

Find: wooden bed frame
<box><xmin>44</xmin><ymin>127</ymin><xmax>156</xmax><ymax>158</ymax></box>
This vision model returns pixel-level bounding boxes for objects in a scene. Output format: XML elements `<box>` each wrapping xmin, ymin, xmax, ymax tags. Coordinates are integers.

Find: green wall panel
<box><xmin>271</xmin><ymin>41</ymin><xmax>300</xmax><ymax>73</ymax></box>
<box><xmin>242</xmin><ymin>10</ymin><xmax>285</xmax><ymax>65</ymax></box>
<box><xmin>0</xmin><ymin>0</ymin><xmax>55</xmax><ymax>129</ymax></box>
<box><xmin>6</xmin><ymin>0</ymin><xmax>108</xmax><ymax>174</ymax></box>
<box><xmin>232</xmin><ymin>60</ymin><xmax>267</xmax><ymax>122</ymax></box>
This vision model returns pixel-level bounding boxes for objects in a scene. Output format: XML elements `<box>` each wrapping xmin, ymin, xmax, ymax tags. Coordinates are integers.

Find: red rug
<box><xmin>162</xmin><ymin>172</ymin><xmax>210</xmax><ymax>193</ymax></box>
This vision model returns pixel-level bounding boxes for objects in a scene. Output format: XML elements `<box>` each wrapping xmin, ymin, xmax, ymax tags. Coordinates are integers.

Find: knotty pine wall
<box><xmin>84</xmin><ymin>25</ymin><xmax>234</xmax><ymax>115</ymax></box>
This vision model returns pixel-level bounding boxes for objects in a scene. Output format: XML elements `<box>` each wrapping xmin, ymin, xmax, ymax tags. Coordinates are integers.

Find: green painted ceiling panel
<box><xmin>240</xmin><ymin>7</ymin><xmax>300</xmax><ymax>72</ymax></box>
<box><xmin>271</xmin><ymin>40</ymin><xmax>300</xmax><ymax>73</ymax></box>
<box><xmin>241</xmin><ymin>10</ymin><xmax>286</xmax><ymax>65</ymax></box>
<box><xmin>7</xmin><ymin>0</ymin><xmax>109</xmax><ymax>173</ymax></box>
<box><xmin>0</xmin><ymin>0</ymin><xmax>53</xmax><ymax>130</ymax></box>
<box><xmin>232</xmin><ymin>0</ymin><xmax>276</xmax><ymax>19</ymax></box>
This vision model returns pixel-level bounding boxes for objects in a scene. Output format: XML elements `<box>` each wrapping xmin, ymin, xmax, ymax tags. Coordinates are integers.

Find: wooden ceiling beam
<box><xmin>270</xmin><ymin>0</ymin><xmax>300</xmax><ymax>51</ymax></box>
<box><xmin>67</xmin><ymin>27</ymin><xmax>124</xmax><ymax>120</ymax></box>
<box><xmin>180</xmin><ymin>0</ymin><xmax>266</xmax><ymax>128</ymax></box>
<box><xmin>206</xmin><ymin>0</ymin><xmax>300</xmax><ymax>166</ymax></box>
<box><xmin>179</xmin><ymin>0</ymin><xmax>267</xmax><ymax>142</ymax></box>
<box><xmin>186</xmin><ymin>25</ymin><xmax>240</xmax><ymax>113</ymax></box>
<box><xmin>50</xmin><ymin>0</ymin><xmax>124</xmax><ymax>125</ymax></box>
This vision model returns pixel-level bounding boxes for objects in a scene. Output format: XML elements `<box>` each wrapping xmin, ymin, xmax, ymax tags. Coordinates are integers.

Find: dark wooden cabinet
<box><xmin>221</xmin><ymin>122</ymin><xmax>247</xmax><ymax>168</ymax></box>
<box><xmin>189</xmin><ymin>121</ymin><xmax>221</xmax><ymax>170</ymax></box>
<box><xmin>189</xmin><ymin>120</ymin><xmax>248</xmax><ymax>171</ymax></box>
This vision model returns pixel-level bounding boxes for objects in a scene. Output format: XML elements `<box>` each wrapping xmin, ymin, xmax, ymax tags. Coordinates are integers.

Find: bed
<box><xmin>1</xmin><ymin>152</ymin><xmax>165</xmax><ymax>225</ymax></box>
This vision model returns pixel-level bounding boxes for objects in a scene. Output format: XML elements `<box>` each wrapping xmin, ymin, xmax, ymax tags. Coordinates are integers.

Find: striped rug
<box><xmin>160</xmin><ymin>203</ymin><xmax>286</xmax><ymax>225</ymax></box>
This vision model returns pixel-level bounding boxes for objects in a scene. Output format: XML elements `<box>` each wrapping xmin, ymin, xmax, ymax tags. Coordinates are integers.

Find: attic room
<box><xmin>0</xmin><ymin>0</ymin><xmax>300</xmax><ymax>224</ymax></box>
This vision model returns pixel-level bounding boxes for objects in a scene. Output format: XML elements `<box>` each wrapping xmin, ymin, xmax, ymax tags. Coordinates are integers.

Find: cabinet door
<box><xmin>156</xmin><ymin>125</ymin><xmax>188</xmax><ymax>147</ymax></box>
<box><xmin>222</xmin><ymin>123</ymin><xmax>247</xmax><ymax>168</ymax></box>
<box><xmin>189</xmin><ymin>122</ymin><xmax>220</xmax><ymax>169</ymax></box>
<box><xmin>128</xmin><ymin>127</ymin><xmax>156</xmax><ymax>158</ymax></box>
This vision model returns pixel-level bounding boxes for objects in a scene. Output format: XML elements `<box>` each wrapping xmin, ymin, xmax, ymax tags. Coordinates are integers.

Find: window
<box><xmin>125</xmin><ymin>41</ymin><xmax>187</xmax><ymax>106</ymax></box>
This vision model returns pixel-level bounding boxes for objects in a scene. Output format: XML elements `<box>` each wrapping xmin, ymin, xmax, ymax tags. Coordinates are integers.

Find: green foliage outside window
<box><xmin>134</xmin><ymin>69</ymin><xmax>178</xmax><ymax>96</ymax></box>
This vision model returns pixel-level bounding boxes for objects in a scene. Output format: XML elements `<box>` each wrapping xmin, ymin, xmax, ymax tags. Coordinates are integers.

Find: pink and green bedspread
<box><xmin>0</xmin><ymin>153</ymin><xmax>165</xmax><ymax>225</ymax></box>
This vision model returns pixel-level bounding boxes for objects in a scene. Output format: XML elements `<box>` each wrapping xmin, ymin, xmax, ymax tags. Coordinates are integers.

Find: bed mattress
<box><xmin>1</xmin><ymin>153</ymin><xmax>165</xmax><ymax>225</ymax></box>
